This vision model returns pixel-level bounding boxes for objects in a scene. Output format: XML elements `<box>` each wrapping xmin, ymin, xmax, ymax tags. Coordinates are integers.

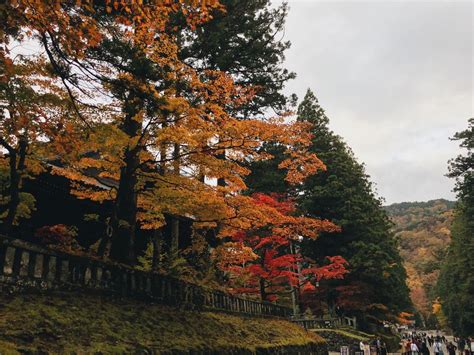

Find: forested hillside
<box><xmin>385</xmin><ymin>199</ymin><xmax>455</xmax><ymax>325</ymax></box>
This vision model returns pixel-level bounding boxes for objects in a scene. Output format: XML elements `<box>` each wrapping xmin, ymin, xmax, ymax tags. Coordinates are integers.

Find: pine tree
<box><xmin>437</xmin><ymin>118</ymin><xmax>474</xmax><ymax>336</ymax></box>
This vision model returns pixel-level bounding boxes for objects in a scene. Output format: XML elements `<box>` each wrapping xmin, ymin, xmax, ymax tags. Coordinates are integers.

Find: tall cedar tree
<box><xmin>297</xmin><ymin>90</ymin><xmax>411</xmax><ymax>323</ymax></box>
<box><xmin>247</xmin><ymin>89</ymin><xmax>412</xmax><ymax>324</ymax></box>
<box><xmin>180</xmin><ymin>0</ymin><xmax>295</xmax><ymax>118</ymax></box>
<box><xmin>437</xmin><ymin>118</ymin><xmax>474</xmax><ymax>337</ymax></box>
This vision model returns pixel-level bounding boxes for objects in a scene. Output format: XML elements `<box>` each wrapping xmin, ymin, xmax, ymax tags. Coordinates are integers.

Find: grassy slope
<box><xmin>0</xmin><ymin>291</ymin><xmax>325</xmax><ymax>354</ymax></box>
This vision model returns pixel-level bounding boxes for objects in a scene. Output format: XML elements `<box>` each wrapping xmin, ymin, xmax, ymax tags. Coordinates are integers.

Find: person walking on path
<box><xmin>360</xmin><ymin>341</ymin><xmax>371</xmax><ymax>355</ymax></box>
<box><xmin>434</xmin><ymin>338</ymin><xmax>444</xmax><ymax>355</ymax></box>
<box><xmin>420</xmin><ymin>342</ymin><xmax>431</xmax><ymax>355</ymax></box>
<box><xmin>457</xmin><ymin>337</ymin><xmax>465</xmax><ymax>354</ymax></box>
<box><xmin>447</xmin><ymin>342</ymin><xmax>457</xmax><ymax>355</ymax></box>
<box><xmin>411</xmin><ymin>340</ymin><xmax>420</xmax><ymax>354</ymax></box>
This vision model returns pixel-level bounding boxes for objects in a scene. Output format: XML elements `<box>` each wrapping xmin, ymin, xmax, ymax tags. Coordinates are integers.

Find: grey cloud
<box><xmin>278</xmin><ymin>0</ymin><xmax>473</xmax><ymax>203</ymax></box>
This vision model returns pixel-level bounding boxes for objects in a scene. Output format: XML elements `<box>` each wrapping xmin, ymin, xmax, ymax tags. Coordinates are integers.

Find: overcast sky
<box><xmin>276</xmin><ymin>0</ymin><xmax>473</xmax><ymax>204</ymax></box>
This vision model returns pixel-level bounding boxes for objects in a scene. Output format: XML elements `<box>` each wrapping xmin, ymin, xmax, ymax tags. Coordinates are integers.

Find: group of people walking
<box><xmin>453</xmin><ymin>337</ymin><xmax>474</xmax><ymax>355</ymax></box>
<box><xmin>402</xmin><ymin>332</ymin><xmax>474</xmax><ymax>355</ymax></box>
<box><xmin>359</xmin><ymin>339</ymin><xmax>388</xmax><ymax>355</ymax></box>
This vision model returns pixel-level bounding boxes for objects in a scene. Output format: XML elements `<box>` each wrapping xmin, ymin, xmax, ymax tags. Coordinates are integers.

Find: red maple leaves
<box><xmin>216</xmin><ymin>193</ymin><xmax>348</xmax><ymax>302</ymax></box>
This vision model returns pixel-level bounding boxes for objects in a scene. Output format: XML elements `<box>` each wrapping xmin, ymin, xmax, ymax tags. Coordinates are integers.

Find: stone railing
<box><xmin>291</xmin><ymin>318</ymin><xmax>343</xmax><ymax>330</ymax></box>
<box><xmin>0</xmin><ymin>235</ymin><xmax>291</xmax><ymax>318</ymax></box>
<box><xmin>291</xmin><ymin>316</ymin><xmax>357</xmax><ymax>330</ymax></box>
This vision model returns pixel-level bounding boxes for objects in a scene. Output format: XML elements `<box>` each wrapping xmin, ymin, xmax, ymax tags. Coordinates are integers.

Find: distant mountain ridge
<box><xmin>384</xmin><ymin>199</ymin><xmax>455</xmax><ymax>212</ymax></box>
<box><xmin>384</xmin><ymin>199</ymin><xmax>455</xmax><ymax>325</ymax></box>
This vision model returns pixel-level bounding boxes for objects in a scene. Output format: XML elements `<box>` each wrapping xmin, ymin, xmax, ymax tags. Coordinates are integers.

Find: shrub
<box><xmin>34</xmin><ymin>224</ymin><xmax>81</xmax><ymax>252</ymax></box>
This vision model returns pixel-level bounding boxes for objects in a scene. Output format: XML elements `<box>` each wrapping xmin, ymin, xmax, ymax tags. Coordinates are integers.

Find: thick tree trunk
<box><xmin>97</xmin><ymin>232</ymin><xmax>108</xmax><ymax>257</ymax></box>
<box><xmin>170</xmin><ymin>218</ymin><xmax>179</xmax><ymax>255</ymax></box>
<box><xmin>3</xmin><ymin>138</ymin><xmax>27</xmax><ymax>236</ymax></box>
<box><xmin>4</xmin><ymin>151</ymin><xmax>18</xmax><ymax>235</ymax></box>
<box><xmin>109</xmin><ymin>111</ymin><xmax>141</xmax><ymax>264</ymax></box>
<box><xmin>109</xmin><ymin>147</ymin><xmax>140</xmax><ymax>263</ymax></box>
<box><xmin>97</xmin><ymin>216</ymin><xmax>113</xmax><ymax>257</ymax></box>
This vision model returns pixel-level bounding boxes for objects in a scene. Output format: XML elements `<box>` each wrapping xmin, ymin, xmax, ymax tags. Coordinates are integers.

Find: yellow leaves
<box><xmin>213</xmin><ymin>242</ymin><xmax>258</xmax><ymax>271</ymax></box>
<box><xmin>137</xmin><ymin>212</ymin><xmax>165</xmax><ymax>230</ymax></box>
<box><xmin>280</xmin><ymin>152</ymin><xmax>326</xmax><ymax>184</ymax></box>
<box><xmin>396</xmin><ymin>311</ymin><xmax>414</xmax><ymax>325</ymax></box>
<box><xmin>432</xmin><ymin>298</ymin><xmax>442</xmax><ymax>315</ymax></box>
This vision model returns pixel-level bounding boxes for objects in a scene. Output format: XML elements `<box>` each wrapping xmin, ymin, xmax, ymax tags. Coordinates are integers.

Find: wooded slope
<box><xmin>385</xmin><ymin>199</ymin><xmax>455</xmax><ymax>322</ymax></box>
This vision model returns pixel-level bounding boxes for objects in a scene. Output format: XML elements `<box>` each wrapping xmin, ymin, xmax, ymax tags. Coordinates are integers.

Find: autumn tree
<box><xmin>0</xmin><ymin>51</ymin><xmax>77</xmax><ymax>235</ymax></box>
<box><xmin>173</xmin><ymin>0</ymin><xmax>296</xmax><ymax>247</ymax></box>
<box><xmin>215</xmin><ymin>193</ymin><xmax>347</xmax><ymax>303</ymax></box>
<box><xmin>3</xmin><ymin>1</ymin><xmax>215</xmax><ymax>260</ymax></box>
<box><xmin>4</xmin><ymin>1</ymin><xmax>323</xmax><ymax>268</ymax></box>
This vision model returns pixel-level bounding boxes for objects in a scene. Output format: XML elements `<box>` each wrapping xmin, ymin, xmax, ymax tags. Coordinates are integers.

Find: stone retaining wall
<box><xmin>0</xmin><ymin>235</ymin><xmax>291</xmax><ymax>318</ymax></box>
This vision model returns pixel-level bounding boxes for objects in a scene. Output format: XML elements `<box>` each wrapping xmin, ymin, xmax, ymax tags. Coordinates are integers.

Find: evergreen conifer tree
<box><xmin>181</xmin><ymin>0</ymin><xmax>296</xmax><ymax>117</ymax></box>
<box><xmin>437</xmin><ymin>118</ymin><xmax>474</xmax><ymax>336</ymax></box>
<box><xmin>297</xmin><ymin>89</ymin><xmax>411</xmax><ymax>322</ymax></box>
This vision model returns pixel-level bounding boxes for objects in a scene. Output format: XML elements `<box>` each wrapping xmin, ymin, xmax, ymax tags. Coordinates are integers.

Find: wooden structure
<box><xmin>18</xmin><ymin>165</ymin><xmax>197</xmax><ymax>257</ymax></box>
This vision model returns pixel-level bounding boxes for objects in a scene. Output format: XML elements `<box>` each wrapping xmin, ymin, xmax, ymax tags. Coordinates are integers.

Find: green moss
<box><xmin>312</xmin><ymin>328</ymin><xmax>371</xmax><ymax>341</ymax></box>
<box><xmin>338</xmin><ymin>328</ymin><xmax>376</xmax><ymax>340</ymax></box>
<box><xmin>0</xmin><ymin>291</ymin><xmax>324</xmax><ymax>354</ymax></box>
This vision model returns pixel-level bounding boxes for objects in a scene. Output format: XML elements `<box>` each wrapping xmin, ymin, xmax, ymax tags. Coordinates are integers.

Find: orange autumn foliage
<box><xmin>3</xmin><ymin>0</ymin><xmax>331</xmax><ymax>272</ymax></box>
<box><xmin>0</xmin><ymin>48</ymin><xmax>82</xmax><ymax>229</ymax></box>
<box><xmin>6</xmin><ymin>2</ymin><xmax>322</xmax><ymax>222</ymax></box>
